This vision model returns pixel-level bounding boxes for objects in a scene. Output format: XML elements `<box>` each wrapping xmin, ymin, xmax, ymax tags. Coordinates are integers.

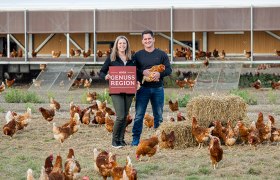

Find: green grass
<box><xmin>247</xmin><ymin>168</ymin><xmax>261</xmax><ymax>175</ymax></box>
<box><xmin>4</xmin><ymin>89</ymin><xmax>44</xmax><ymax>103</ymax></box>
<box><xmin>97</xmin><ymin>89</ymin><xmax>112</xmax><ymax>105</ymax></box>
<box><xmin>178</xmin><ymin>94</ymin><xmax>191</xmax><ymax>107</ymax></box>
<box><xmin>230</xmin><ymin>89</ymin><xmax>258</xmax><ymax>105</ymax></box>
<box><xmin>267</xmin><ymin>90</ymin><xmax>278</xmax><ymax>104</ymax></box>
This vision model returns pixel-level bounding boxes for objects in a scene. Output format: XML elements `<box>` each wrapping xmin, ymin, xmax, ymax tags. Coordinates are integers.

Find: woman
<box><xmin>99</xmin><ymin>36</ymin><xmax>135</xmax><ymax>148</ymax></box>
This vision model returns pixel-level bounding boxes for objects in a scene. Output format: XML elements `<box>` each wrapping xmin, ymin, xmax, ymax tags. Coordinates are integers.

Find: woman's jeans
<box><xmin>111</xmin><ymin>94</ymin><xmax>134</xmax><ymax>144</ymax></box>
<box><xmin>132</xmin><ymin>86</ymin><xmax>164</xmax><ymax>145</ymax></box>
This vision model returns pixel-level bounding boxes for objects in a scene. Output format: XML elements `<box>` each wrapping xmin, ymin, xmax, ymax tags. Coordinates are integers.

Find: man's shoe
<box><xmin>112</xmin><ymin>141</ymin><xmax>123</xmax><ymax>149</ymax></box>
<box><xmin>131</xmin><ymin>139</ymin><xmax>139</xmax><ymax>146</ymax></box>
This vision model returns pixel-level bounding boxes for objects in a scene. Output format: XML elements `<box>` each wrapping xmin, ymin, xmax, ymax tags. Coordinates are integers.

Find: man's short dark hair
<box><xmin>142</xmin><ymin>30</ymin><xmax>154</xmax><ymax>38</ymax></box>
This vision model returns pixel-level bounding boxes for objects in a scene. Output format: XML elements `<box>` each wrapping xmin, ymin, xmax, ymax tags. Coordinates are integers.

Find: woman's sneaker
<box><xmin>119</xmin><ymin>141</ymin><xmax>127</xmax><ymax>146</ymax></box>
<box><xmin>112</xmin><ymin>141</ymin><xmax>123</xmax><ymax>149</ymax></box>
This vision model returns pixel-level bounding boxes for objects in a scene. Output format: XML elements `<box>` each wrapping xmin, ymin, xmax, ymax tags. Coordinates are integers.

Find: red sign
<box><xmin>109</xmin><ymin>66</ymin><xmax>137</xmax><ymax>94</ymax></box>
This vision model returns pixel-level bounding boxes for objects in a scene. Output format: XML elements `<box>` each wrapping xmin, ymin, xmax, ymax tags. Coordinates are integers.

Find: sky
<box><xmin>1</xmin><ymin>0</ymin><xmax>280</xmax><ymax>10</ymax></box>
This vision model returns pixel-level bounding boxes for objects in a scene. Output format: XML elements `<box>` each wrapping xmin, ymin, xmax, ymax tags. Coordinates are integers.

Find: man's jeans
<box><xmin>132</xmin><ymin>86</ymin><xmax>164</xmax><ymax>144</ymax></box>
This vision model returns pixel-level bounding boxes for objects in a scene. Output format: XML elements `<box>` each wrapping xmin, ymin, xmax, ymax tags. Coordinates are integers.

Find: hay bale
<box><xmin>159</xmin><ymin>121</ymin><xmax>196</xmax><ymax>149</ymax></box>
<box><xmin>186</xmin><ymin>95</ymin><xmax>248</xmax><ymax>127</ymax></box>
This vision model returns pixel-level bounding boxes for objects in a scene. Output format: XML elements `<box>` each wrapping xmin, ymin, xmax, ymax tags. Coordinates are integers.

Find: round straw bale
<box><xmin>186</xmin><ymin>95</ymin><xmax>248</xmax><ymax>127</ymax></box>
<box><xmin>159</xmin><ymin>121</ymin><xmax>196</xmax><ymax>149</ymax></box>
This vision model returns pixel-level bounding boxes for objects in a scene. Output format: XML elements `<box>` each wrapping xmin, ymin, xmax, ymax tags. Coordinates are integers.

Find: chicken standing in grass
<box><xmin>39</xmin><ymin>107</ymin><xmax>56</xmax><ymax>123</ymax></box>
<box><xmin>192</xmin><ymin>117</ymin><xmax>214</xmax><ymax>148</ymax></box>
<box><xmin>50</xmin><ymin>97</ymin><xmax>61</xmax><ymax>111</ymax></box>
<box><xmin>136</xmin><ymin>135</ymin><xmax>159</xmax><ymax>161</ymax></box>
<box><xmin>64</xmin><ymin>148</ymin><xmax>81</xmax><ymax>180</ymax></box>
<box><xmin>209</xmin><ymin>135</ymin><xmax>223</xmax><ymax>169</ymax></box>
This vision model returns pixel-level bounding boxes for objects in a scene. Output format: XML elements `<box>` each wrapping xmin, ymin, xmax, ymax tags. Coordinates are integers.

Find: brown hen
<box><xmin>136</xmin><ymin>135</ymin><xmax>159</xmax><ymax>161</ymax></box>
<box><xmin>209</xmin><ymin>136</ymin><xmax>223</xmax><ymax>169</ymax></box>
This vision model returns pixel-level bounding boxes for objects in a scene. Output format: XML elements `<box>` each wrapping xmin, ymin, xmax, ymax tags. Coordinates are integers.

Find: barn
<box><xmin>0</xmin><ymin>0</ymin><xmax>280</xmax><ymax>88</ymax></box>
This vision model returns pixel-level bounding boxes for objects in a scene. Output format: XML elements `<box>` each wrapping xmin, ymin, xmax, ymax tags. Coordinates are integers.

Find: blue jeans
<box><xmin>132</xmin><ymin>86</ymin><xmax>164</xmax><ymax>141</ymax></box>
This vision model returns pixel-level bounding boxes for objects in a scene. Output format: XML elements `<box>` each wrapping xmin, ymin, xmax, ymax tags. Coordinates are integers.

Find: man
<box><xmin>131</xmin><ymin>30</ymin><xmax>172</xmax><ymax>146</ymax></box>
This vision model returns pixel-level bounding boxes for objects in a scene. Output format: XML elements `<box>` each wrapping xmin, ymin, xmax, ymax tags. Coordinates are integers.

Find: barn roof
<box><xmin>2</xmin><ymin>0</ymin><xmax>280</xmax><ymax>10</ymax></box>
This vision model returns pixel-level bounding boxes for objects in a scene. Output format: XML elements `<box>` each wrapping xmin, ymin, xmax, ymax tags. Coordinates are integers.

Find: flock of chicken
<box><xmin>4</xmin><ymin>47</ymin><xmax>280</xmax><ymax>60</ymax></box>
<box><xmin>174</xmin><ymin>48</ymin><xmax>280</xmax><ymax>61</ymax></box>
<box><xmin>27</xmin><ymin>149</ymin><xmax>82</xmax><ymax>180</ymax></box>
<box><xmin>251</xmin><ymin>79</ymin><xmax>280</xmax><ymax>90</ymax></box>
<box><xmin>2</xmin><ymin>89</ymin><xmax>183</xmax><ymax>179</ymax></box>
<box><xmin>26</xmin><ymin>148</ymin><xmax>137</xmax><ymax>180</ymax></box>
<box><xmin>174</xmin><ymin>48</ymin><xmax>227</xmax><ymax>61</ymax></box>
<box><xmin>191</xmin><ymin>112</ymin><xmax>280</xmax><ymax>169</ymax></box>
